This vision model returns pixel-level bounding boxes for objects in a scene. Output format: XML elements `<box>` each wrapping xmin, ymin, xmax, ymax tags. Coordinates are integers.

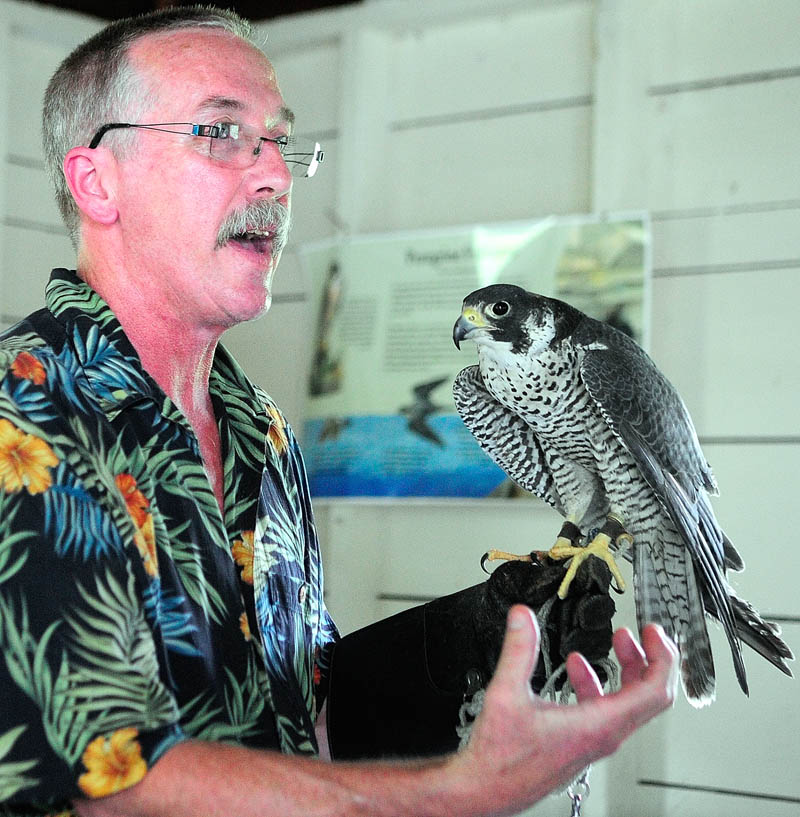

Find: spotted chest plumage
<box><xmin>478</xmin><ymin>341</ymin><xmax>602</xmax><ymax>461</ymax></box>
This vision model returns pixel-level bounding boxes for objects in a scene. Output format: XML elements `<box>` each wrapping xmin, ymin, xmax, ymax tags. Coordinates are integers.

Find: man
<box><xmin>0</xmin><ymin>6</ymin><xmax>678</xmax><ymax>816</ymax></box>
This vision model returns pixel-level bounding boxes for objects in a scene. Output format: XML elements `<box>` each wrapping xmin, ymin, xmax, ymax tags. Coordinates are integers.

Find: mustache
<box><xmin>216</xmin><ymin>199</ymin><xmax>292</xmax><ymax>254</ymax></box>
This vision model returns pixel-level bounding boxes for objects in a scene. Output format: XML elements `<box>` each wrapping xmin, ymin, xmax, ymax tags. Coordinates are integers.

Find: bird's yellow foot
<box><xmin>549</xmin><ymin>515</ymin><xmax>631</xmax><ymax>599</ymax></box>
<box><xmin>481</xmin><ymin>521</ymin><xmax>583</xmax><ymax>571</ymax></box>
<box><xmin>480</xmin><ymin>548</ymin><xmax>533</xmax><ymax>572</ymax></box>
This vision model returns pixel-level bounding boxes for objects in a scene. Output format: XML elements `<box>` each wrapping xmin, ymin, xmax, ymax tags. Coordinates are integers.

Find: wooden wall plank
<box><xmin>381</xmin><ymin>105</ymin><xmax>593</xmax><ymax>231</ymax></box>
<box><xmin>637</xmin><ymin>621</ymin><xmax>800</xmax><ymax>799</ymax></box>
<box><xmin>7</xmin><ymin>35</ymin><xmax>65</xmax><ymax>162</ymax></box>
<box><xmin>1</xmin><ymin>224</ymin><xmax>73</xmax><ymax>330</ymax></box>
<box><xmin>5</xmin><ymin>162</ymin><xmax>62</xmax><ymax>228</ymax></box>
<box><xmin>645</xmin><ymin>80</ymin><xmax>800</xmax><ymax>212</ymax></box>
<box><xmin>389</xmin><ymin>3</ymin><xmax>593</xmax><ymax>121</ymax></box>
<box><xmin>648</xmin><ymin>0</ymin><xmax>800</xmax><ymax>87</ymax></box>
<box><xmin>650</xmin><ymin>268</ymin><xmax>800</xmax><ymax>438</ymax></box>
<box><xmin>652</xmin><ymin>208</ymin><xmax>800</xmax><ymax>271</ymax></box>
<box><xmin>270</xmin><ymin>41</ymin><xmax>341</xmax><ymax>135</ymax></box>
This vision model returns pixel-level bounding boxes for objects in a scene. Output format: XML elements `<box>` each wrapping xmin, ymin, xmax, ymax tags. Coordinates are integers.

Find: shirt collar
<box><xmin>45</xmin><ymin>269</ymin><xmax>163</xmax><ymax>419</ymax></box>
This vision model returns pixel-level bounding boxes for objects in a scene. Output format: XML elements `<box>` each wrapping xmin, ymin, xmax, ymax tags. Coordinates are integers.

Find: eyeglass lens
<box><xmin>209</xmin><ymin>134</ymin><xmax>322</xmax><ymax>178</ymax></box>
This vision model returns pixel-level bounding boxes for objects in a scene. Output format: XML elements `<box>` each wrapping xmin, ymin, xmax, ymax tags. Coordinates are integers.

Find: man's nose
<box><xmin>247</xmin><ymin>140</ymin><xmax>293</xmax><ymax>198</ymax></box>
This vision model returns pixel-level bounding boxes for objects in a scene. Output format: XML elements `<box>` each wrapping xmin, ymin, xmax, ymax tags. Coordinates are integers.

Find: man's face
<box><xmin>114</xmin><ymin>29</ymin><xmax>294</xmax><ymax>329</ymax></box>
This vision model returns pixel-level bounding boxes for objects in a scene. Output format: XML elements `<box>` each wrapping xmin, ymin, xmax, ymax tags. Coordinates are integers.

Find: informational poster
<box><xmin>300</xmin><ymin>214</ymin><xmax>650</xmax><ymax>497</ymax></box>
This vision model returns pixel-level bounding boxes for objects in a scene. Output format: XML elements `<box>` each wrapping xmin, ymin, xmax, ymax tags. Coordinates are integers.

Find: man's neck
<box><xmin>78</xmin><ymin>258</ymin><xmax>228</xmax><ymax>511</ymax></box>
<box><xmin>78</xmin><ymin>256</ymin><xmax>223</xmax><ymax>413</ymax></box>
<box><xmin>132</xmin><ymin>326</ymin><xmax>227</xmax><ymax>514</ymax></box>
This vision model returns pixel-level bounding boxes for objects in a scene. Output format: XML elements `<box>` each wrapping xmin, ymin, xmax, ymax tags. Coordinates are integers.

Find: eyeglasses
<box><xmin>88</xmin><ymin>121</ymin><xmax>324</xmax><ymax>178</ymax></box>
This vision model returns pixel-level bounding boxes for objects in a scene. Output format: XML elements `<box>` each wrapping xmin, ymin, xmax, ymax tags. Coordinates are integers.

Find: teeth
<box><xmin>233</xmin><ymin>229</ymin><xmax>272</xmax><ymax>242</ymax></box>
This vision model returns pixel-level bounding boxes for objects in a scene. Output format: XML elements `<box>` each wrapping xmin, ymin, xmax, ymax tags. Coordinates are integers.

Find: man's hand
<box><xmin>446</xmin><ymin>605</ymin><xmax>679</xmax><ymax>816</ymax></box>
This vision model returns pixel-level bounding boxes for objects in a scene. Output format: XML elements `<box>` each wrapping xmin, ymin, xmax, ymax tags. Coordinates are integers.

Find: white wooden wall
<box><xmin>0</xmin><ymin>2</ymin><xmax>99</xmax><ymax>329</ymax></box>
<box><xmin>0</xmin><ymin>0</ymin><xmax>798</xmax><ymax>815</ymax></box>
<box><xmin>592</xmin><ymin>3</ymin><xmax>800</xmax><ymax>815</ymax></box>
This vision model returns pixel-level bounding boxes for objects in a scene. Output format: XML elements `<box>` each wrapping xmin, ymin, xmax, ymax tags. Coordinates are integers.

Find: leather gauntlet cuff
<box><xmin>326</xmin><ymin>583</ymin><xmax>487</xmax><ymax>760</ymax></box>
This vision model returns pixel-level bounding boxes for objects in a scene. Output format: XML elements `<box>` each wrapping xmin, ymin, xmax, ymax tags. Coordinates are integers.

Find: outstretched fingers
<box><xmin>616</xmin><ymin>624</ymin><xmax>679</xmax><ymax>690</ymax></box>
<box><xmin>604</xmin><ymin>623</ymin><xmax>679</xmax><ymax>730</ymax></box>
<box><xmin>450</xmin><ymin>613</ymin><xmax>679</xmax><ymax>815</ymax></box>
<box><xmin>566</xmin><ymin>651</ymin><xmax>604</xmax><ymax>701</ymax></box>
<box><xmin>568</xmin><ymin>625</ymin><xmax>677</xmax><ymax>705</ymax></box>
<box><xmin>613</xmin><ymin>626</ymin><xmax>648</xmax><ymax>685</ymax></box>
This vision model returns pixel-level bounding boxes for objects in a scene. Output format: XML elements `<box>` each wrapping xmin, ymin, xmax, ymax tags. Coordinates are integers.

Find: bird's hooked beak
<box><xmin>453</xmin><ymin>307</ymin><xmax>487</xmax><ymax>349</ymax></box>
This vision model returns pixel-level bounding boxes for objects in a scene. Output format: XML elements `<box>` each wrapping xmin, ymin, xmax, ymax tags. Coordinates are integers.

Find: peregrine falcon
<box><xmin>453</xmin><ymin>283</ymin><xmax>793</xmax><ymax>705</ymax></box>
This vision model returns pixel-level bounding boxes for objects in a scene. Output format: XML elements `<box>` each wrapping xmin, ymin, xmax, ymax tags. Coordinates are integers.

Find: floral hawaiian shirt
<box><xmin>0</xmin><ymin>269</ymin><xmax>337</xmax><ymax>813</ymax></box>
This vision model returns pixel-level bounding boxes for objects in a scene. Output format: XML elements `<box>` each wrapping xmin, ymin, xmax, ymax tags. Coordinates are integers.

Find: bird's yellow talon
<box><xmin>557</xmin><ymin>557</ymin><xmax>581</xmax><ymax>600</ymax></box>
<box><xmin>549</xmin><ymin>531</ymin><xmax>627</xmax><ymax>598</ymax></box>
<box><xmin>483</xmin><ymin>549</ymin><xmax>533</xmax><ymax>563</ymax></box>
<box><xmin>617</xmin><ymin>532</ymin><xmax>634</xmax><ymax>551</ymax></box>
<box><xmin>480</xmin><ymin>548</ymin><xmax>533</xmax><ymax>573</ymax></box>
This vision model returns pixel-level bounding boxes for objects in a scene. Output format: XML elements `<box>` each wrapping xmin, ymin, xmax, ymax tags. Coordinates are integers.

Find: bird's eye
<box><xmin>489</xmin><ymin>301</ymin><xmax>510</xmax><ymax>317</ymax></box>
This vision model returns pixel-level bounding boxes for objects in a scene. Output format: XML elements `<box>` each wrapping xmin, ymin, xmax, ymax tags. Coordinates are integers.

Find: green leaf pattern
<box><xmin>0</xmin><ymin>270</ymin><xmax>337</xmax><ymax>812</ymax></box>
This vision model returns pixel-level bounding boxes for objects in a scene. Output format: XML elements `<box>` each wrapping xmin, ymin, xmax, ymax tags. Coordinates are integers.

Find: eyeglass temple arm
<box><xmin>88</xmin><ymin>123</ymin><xmax>133</xmax><ymax>149</ymax></box>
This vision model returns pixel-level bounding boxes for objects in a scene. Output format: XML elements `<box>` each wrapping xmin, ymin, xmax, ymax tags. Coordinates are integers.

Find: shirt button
<box><xmin>298</xmin><ymin>584</ymin><xmax>307</xmax><ymax>604</ymax></box>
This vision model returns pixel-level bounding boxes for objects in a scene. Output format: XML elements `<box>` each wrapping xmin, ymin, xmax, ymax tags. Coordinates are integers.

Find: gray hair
<box><xmin>42</xmin><ymin>5</ymin><xmax>256</xmax><ymax>247</ymax></box>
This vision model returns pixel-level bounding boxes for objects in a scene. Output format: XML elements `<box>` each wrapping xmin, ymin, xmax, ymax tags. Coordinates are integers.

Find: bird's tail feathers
<box><xmin>633</xmin><ymin>541</ymin><xmax>672</xmax><ymax>634</ymax></box>
<box><xmin>634</xmin><ymin>537</ymin><xmax>716</xmax><ymax>707</ymax></box>
<box><xmin>729</xmin><ymin>592</ymin><xmax>794</xmax><ymax>677</ymax></box>
<box><xmin>679</xmin><ymin>555</ymin><xmax>717</xmax><ymax>707</ymax></box>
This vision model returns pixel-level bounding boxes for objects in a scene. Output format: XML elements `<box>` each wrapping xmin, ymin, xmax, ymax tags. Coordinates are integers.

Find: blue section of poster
<box><xmin>303</xmin><ymin>415</ymin><xmax>508</xmax><ymax>497</ymax></box>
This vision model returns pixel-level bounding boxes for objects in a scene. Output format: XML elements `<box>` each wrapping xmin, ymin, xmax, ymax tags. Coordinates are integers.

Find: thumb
<box><xmin>490</xmin><ymin>605</ymin><xmax>541</xmax><ymax>696</ymax></box>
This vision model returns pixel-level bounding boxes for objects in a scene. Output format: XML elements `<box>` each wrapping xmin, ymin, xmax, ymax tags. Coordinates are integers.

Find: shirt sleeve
<box><xmin>0</xmin><ymin>393</ymin><xmax>184</xmax><ymax>808</ymax></box>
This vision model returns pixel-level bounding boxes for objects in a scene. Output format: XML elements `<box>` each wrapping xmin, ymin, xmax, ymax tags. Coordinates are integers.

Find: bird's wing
<box><xmin>453</xmin><ymin>365</ymin><xmax>564</xmax><ymax>512</ymax></box>
<box><xmin>408</xmin><ymin>416</ymin><xmax>444</xmax><ymax>446</ymax></box>
<box><xmin>574</xmin><ymin>318</ymin><xmax>745</xmax><ymax>682</ymax></box>
<box><xmin>576</xmin><ymin>319</ymin><xmax>715</xmax><ymax>492</ymax></box>
<box><xmin>413</xmin><ymin>376</ymin><xmax>449</xmax><ymax>401</ymax></box>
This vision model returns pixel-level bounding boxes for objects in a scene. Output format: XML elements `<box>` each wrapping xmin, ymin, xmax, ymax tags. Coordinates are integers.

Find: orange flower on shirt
<box><xmin>239</xmin><ymin>611</ymin><xmax>252</xmax><ymax>641</ymax></box>
<box><xmin>78</xmin><ymin>727</ymin><xmax>147</xmax><ymax>798</ymax></box>
<box><xmin>10</xmin><ymin>351</ymin><xmax>46</xmax><ymax>385</ymax></box>
<box><xmin>231</xmin><ymin>530</ymin><xmax>255</xmax><ymax>585</ymax></box>
<box><xmin>116</xmin><ymin>473</ymin><xmax>158</xmax><ymax>576</ymax></box>
<box><xmin>133</xmin><ymin>512</ymin><xmax>158</xmax><ymax>577</ymax></box>
<box><xmin>115</xmin><ymin>473</ymin><xmax>150</xmax><ymax>528</ymax></box>
<box><xmin>0</xmin><ymin>419</ymin><xmax>59</xmax><ymax>494</ymax></box>
<box><xmin>266</xmin><ymin>405</ymin><xmax>288</xmax><ymax>456</ymax></box>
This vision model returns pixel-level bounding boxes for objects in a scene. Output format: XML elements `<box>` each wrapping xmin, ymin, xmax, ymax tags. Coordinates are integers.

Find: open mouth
<box><xmin>228</xmin><ymin>229</ymin><xmax>274</xmax><ymax>254</ymax></box>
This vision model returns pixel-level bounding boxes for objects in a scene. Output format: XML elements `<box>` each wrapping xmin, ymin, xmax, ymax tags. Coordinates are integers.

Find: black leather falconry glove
<box><xmin>326</xmin><ymin>552</ymin><xmax>616</xmax><ymax>760</ymax></box>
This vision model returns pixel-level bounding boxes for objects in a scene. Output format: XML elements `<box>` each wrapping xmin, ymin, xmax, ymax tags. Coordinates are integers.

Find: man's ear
<box><xmin>63</xmin><ymin>146</ymin><xmax>119</xmax><ymax>227</ymax></box>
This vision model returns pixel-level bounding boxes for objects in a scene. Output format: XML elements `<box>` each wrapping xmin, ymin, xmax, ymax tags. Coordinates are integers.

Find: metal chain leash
<box><xmin>458</xmin><ymin>556</ymin><xmax>620</xmax><ymax>815</ymax></box>
<box><xmin>567</xmin><ymin>769</ymin><xmax>591</xmax><ymax>816</ymax></box>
